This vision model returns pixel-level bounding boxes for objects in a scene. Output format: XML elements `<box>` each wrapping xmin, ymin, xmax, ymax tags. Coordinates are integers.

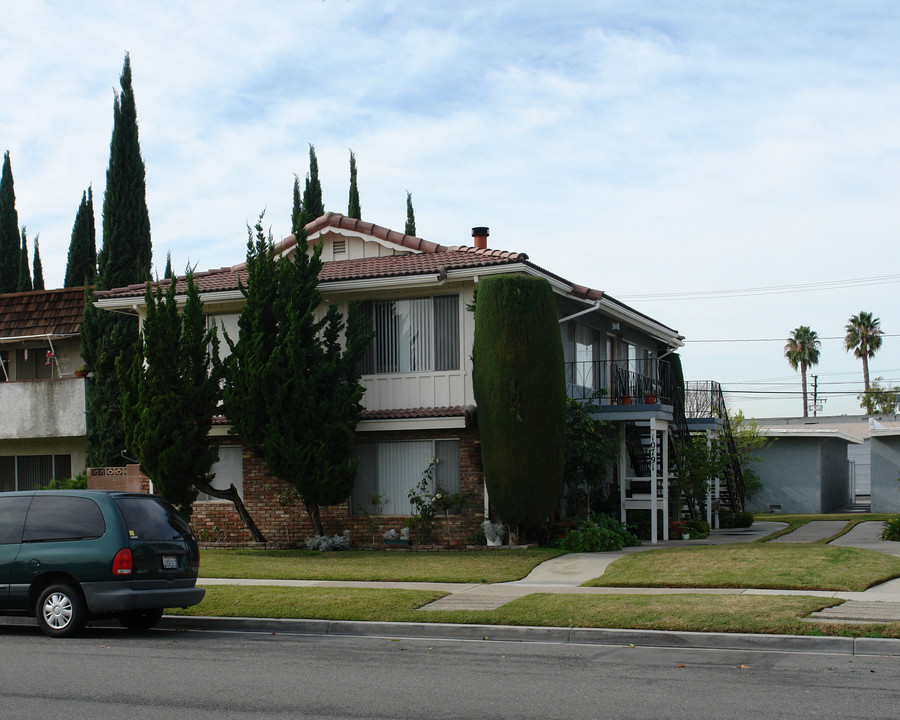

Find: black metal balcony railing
<box><xmin>564</xmin><ymin>359</ymin><xmax>667</xmax><ymax>405</ymax></box>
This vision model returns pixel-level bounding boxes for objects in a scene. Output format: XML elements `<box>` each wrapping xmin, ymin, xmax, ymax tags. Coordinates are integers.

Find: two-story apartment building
<box><xmin>0</xmin><ymin>287</ymin><xmax>88</xmax><ymax>491</ymax></box>
<box><xmin>94</xmin><ymin>213</ymin><xmax>688</xmax><ymax>544</ymax></box>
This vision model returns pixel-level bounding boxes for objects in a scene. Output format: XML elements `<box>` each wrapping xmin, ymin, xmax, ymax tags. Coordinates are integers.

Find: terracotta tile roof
<box><xmin>211</xmin><ymin>406</ymin><xmax>476</xmax><ymax>427</ymax></box>
<box><xmin>90</xmin><ymin>212</ymin><xmax>678</xmax><ymax>341</ymax></box>
<box><xmin>360</xmin><ymin>406</ymin><xmax>475</xmax><ymax>422</ymax></box>
<box><xmin>0</xmin><ymin>287</ymin><xmax>85</xmax><ymax>339</ymax></box>
<box><xmin>96</xmin><ymin>246</ymin><xmax>529</xmax><ymax>301</ymax></box>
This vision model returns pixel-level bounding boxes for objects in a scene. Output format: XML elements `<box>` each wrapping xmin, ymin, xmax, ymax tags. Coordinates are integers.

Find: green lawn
<box><xmin>586</xmin><ymin>543</ymin><xmax>900</xmax><ymax>591</ymax></box>
<box><xmin>199</xmin><ymin>548</ymin><xmax>565</xmax><ymax>583</ymax></box>
<box><xmin>168</xmin><ymin>586</ymin><xmax>900</xmax><ymax>638</ymax></box>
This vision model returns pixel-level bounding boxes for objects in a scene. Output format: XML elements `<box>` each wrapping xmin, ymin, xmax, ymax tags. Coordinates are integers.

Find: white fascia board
<box><xmin>870</xmin><ymin>427</ymin><xmax>900</xmax><ymax>438</ymax></box>
<box><xmin>0</xmin><ymin>332</ymin><xmax>80</xmax><ymax>344</ymax></box>
<box><xmin>320</xmin><ymin>274</ymin><xmax>445</xmax><ymax>293</ymax></box>
<box><xmin>357</xmin><ymin>416</ymin><xmax>468</xmax><ymax>432</ymax></box>
<box><xmin>96</xmin><ymin>289</ymin><xmax>246</xmax><ymax>313</ymax></box>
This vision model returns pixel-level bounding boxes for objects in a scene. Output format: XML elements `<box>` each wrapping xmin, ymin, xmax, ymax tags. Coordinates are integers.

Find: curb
<box><xmin>158</xmin><ymin>615</ymin><xmax>900</xmax><ymax>656</ymax></box>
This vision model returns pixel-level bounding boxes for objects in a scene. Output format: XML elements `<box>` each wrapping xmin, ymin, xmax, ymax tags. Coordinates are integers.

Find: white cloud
<box><xmin>2</xmin><ymin>0</ymin><xmax>899</xmax><ymax>415</ymax></box>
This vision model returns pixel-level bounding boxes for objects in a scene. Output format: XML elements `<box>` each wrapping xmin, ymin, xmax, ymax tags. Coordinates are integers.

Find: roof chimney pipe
<box><xmin>472</xmin><ymin>226</ymin><xmax>489</xmax><ymax>249</ymax></box>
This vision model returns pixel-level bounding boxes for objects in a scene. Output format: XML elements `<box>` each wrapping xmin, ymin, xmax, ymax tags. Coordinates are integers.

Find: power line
<box><xmin>686</xmin><ymin>334</ymin><xmax>900</xmax><ymax>344</ymax></box>
<box><xmin>619</xmin><ymin>273</ymin><xmax>900</xmax><ymax>302</ymax></box>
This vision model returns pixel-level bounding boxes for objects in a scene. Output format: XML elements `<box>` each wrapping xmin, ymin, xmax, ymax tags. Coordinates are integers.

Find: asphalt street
<box><xmin>1</xmin><ymin>625</ymin><xmax>898</xmax><ymax>719</ymax></box>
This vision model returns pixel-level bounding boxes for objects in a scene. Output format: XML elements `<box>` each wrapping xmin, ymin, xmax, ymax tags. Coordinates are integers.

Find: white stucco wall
<box><xmin>0</xmin><ymin>377</ymin><xmax>88</xmax><ymax>439</ymax></box>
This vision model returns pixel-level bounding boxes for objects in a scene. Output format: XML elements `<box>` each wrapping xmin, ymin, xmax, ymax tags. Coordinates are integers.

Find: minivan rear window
<box><xmin>23</xmin><ymin>496</ymin><xmax>106</xmax><ymax>542</ymax></box>
<box><xmin>115</xmin><ymin>497</ymin><xmax>192</xmax><ymax>541</ymax></box>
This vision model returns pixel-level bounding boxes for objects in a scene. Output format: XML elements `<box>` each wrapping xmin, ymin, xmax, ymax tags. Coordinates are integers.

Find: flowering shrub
<box><xmin>406</xmin><ymin>458</ymin><xmax>471</xmax><ymax>544</ymax></box>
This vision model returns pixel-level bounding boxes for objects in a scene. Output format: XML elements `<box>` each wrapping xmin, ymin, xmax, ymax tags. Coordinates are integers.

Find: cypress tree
<box><xmin>163</xmin><ymin>250</ymin><xmax>173</xmax><ymax>279</ymax></box>
<box><xmin>405</xmin><ymin>191</ymin><xmax>416</xmax><ymax>236</ymax></box>
<box><xmin>291</xmin><ymin>174</ymin><xmax>302</xmax><ymax>235</ymax></box>
<box><xmin>347</xmin><ymin>150</ymin><xmax>361</xmax><ymax>219</ymax></box>
<box><xmin>98</xmin><ymin>53</ymin><xmax>152</xmax><ymax>288</ymax></box>
<box><xmin>298</xmin><ymin>144</ymin><xmax>324</xmax><ymax>229</ymax></box>
<box><xmin>17</xmin><ymin>227</ymin><xmax>32</xmax><ymax>292</ymax></box>
<box><xmin>472</xmin><ymin>275</ymin><xmax>567</xmax><ymax>538</ymax></box>
<box><xmin>32</xmin><ymin>235</ymin><xmax>44</xmax><ymax>291</ymax></box>
<box><xmin>84</xmin><ymin>53</ymin><xmax>151</xmax><ymax>468</ymax></box>
<box><xmin>0</xmin><ymin>151</ymin><xmax>20</xmax><ymax>293</ymax></box>
<box><xmin>223</xmin><ymin>213</ymin><xmax>370</xmax><ymax>537</ymax></box>
<box><xmin>64</xmin><ymin>187</ymin><xmax>96</xmax><ymax>288</ymax></box>
<box><xmin>119</xmin><ymin>272</ymin><xmax>261</xmax><ymax>532</ymax></box>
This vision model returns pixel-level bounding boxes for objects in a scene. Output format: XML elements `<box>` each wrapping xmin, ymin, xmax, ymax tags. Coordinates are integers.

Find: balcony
<box><xmin>565</xmin><ymin>359</ymin><xmax>673</xmax><ymax>406</ymax></box>
<box><xmin>0</xmin><ymin>376</ymin><xmax>88</xmax><ymax>440</ymax></box>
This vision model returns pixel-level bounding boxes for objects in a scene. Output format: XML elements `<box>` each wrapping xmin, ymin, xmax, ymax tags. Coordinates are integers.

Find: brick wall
<box><xmin>191</xmin><ymin>428</ymin><xmax>485</xmax><ymax>548</ymax></box>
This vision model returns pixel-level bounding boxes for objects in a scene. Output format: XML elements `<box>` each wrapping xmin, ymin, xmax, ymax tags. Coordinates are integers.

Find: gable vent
<box><xmin>333</xmin><ymin>239</ymin><xmax>347</xmax><ymax>257</ymax></box>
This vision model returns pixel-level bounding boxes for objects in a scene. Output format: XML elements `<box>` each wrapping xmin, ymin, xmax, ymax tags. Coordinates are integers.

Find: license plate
<box><xmin>162</xmin><ymin>555</ymin><xmax>178</xmax><ymax>570</ymax></box>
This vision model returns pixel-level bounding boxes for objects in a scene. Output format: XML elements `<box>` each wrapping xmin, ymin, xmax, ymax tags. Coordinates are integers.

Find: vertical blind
<box><xmin>351</xmin><ymin>440</ymin><xmax>461</xmax><ymax>516</ymax></box>
<box><xmin>361</xmin><ymin>295</ymin><xmax>459</xmax><ymax>375</ymax></box>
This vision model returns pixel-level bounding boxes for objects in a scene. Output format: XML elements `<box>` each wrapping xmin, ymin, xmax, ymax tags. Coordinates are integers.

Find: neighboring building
<box><xmin>94</xmin><ymin>213</ymin><xmax>708</xmax><ymax>545</ymax></box>
<box><xmin>0</xmin><ymin>287</ymin><xmax>89</xmax><ymax>491</ymax></box>
<box><xmin>752</xmin><ymin>415</ymin><xmax>900</xmax><ymax>512</ymax></box>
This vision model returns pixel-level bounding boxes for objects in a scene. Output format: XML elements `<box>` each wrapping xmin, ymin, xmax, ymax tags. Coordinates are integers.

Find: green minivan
<box><xmin>0</xmin><ymin>490</ymin><xmax>205</xmax><ymax>637</ymax></box>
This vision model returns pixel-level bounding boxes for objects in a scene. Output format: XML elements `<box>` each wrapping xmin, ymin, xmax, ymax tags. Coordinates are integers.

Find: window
<box><xmin>22</xmin><ymin>496</ymin><xmax>106</xmax><ymax>542</ymax></box>
<box><xmin>115</xmin><ymin>496</ymin><xmax>192</xmax><ymax>540</ymax></box>
<box><xmin>360</xmin><ymin>295</ymin><xmax>459</xmax><ymax>374</ymax></box>
<box><xmin>196</xmin><ymin>446</ymin><xmax>243</xmax><ymax>501</ymax></box>
<box><xmin>351</xmin><ymin>439</ymin><xmax>460</xmax><ymax>516</ymax></box>
<box><xmin>0</xmin><ymin>454</ymin><xmax>71</xmax><ymax>492</ymax></box>
<box><xmin>0</xmin><ymin>350</ymin><xmax>8</xmax><ymax>381</ymax></box>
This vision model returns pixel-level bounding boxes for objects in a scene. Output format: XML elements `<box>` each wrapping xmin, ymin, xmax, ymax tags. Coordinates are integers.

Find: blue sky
<box><xmin>2</xmin><ymin>1</ymin><xmax>899</xmax><ymax>418</ymax></box>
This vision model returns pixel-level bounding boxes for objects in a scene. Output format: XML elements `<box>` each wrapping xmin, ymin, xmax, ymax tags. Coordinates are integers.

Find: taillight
<box><xmin>112</xmin><ymin>548</ymin><xmax>133</xmax><ymax>576</ymax></box>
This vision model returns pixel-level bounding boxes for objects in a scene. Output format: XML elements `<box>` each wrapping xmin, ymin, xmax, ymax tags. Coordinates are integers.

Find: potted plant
<box><xmin>74</xmin><ymin>365</ymin><xmax>88</xmax><ymax>378</ymax></box>
<box><xmin>482</xmin><ymin>520</ymin><xmax>505</xmax><ymax>547</ymax></box>
<box><xmin>644</xmin><ymin>392</ymin><xmax>656</xmax><ymax>403</ymax></box>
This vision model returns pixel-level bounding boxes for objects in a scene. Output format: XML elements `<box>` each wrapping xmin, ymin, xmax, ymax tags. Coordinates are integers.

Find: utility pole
<box><xmin>811</xmin><ymin>375</ymin><xmax>818</xmax><ymax>417</ymax></box>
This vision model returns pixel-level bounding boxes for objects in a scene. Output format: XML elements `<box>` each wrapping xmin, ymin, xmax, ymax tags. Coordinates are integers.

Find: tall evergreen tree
<box><xmin>97</xmin><ymin>53</ymin><xmax>152</xmax><ymax>288</ymax></box>
<box><xmin>347</xmin><ymin>150</ymin><xmax>361</xmax><ymax>219</ymax></box>
<box><xmin>405</xmin><ymin>190</ymin><xmax>416</xmax><ymax>236</ymax></box>
<box><xmin>64</xmin><ymin>187</ymin><xmax>96</xmax><ymax>288</ymax></box>
<box><xmin>291</xmin><ymin>174</ymin><xmax>303</xmax><ymax>235</ymax></box>
<box><xmin>84</xmin><ymin>53</ymin><xmax>151</xmax><ymax>468</ymax></box>
<box><xmin>163</xmin><ymin>250</ymin><xmax>173</xmax><ymax>279</ymax></box>
<box><xmin>17</xmin><ymin>227</ymin><xmax>32</xmax><ymax>292</ymax></box>
<box><xmin>298</xmin><ymin>144</ymin><xmax>324</xmax><ymax>229</ymax></box>
<box><xmin>32</xmin><ymin>235</ymin><xmax>44</xmax><ymax>291</ymax></box>
<box><xmin>0</xmin><ymin>151</ymin><xmax>20</xmax><ymax>293</ymax></box>
<box><xmin>222</xmin><ymin>213</ymin><xmax>370</xmax><ymax>537</ymax></box>
<box><xmin>119</xmin><ymin>271</ymin><xmax>265</xmax><ymax>536</ymax></box>
<box><xmin>472</xmin><ymin>275</ymin><xmax>567</xmax><ymax>539</ymax></box>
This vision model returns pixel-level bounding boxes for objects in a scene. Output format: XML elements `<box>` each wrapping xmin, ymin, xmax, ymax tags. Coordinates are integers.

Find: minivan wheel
<box><xmin>36</xmin><ymin>584</ymin><xmax>87</xmax><ymax>638</ymax></box>
<box><xmin>119</xmin><ymin>608</ymin><xmax>165</xmax><ymax>631</ymax></box>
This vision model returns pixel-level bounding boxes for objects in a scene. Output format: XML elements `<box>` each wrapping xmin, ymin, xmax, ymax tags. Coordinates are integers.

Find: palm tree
<box><xmin>784</xmin><ymin>326</ymin><xmax>821</xmax><ymax>417</ymax></box>
<box><xmin>844</xmin><ymin>311</ymin><xmax>883</xmax><ymax>394</ymax></box>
